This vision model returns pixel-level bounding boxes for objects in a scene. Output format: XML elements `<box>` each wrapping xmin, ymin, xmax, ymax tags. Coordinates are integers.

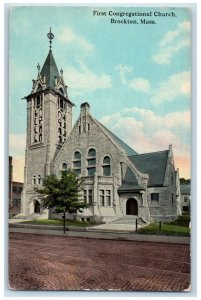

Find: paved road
<box><xmin>9</xmin><ymin>233</ymin><xmax>190</xmax><ymax>292</ymax></box>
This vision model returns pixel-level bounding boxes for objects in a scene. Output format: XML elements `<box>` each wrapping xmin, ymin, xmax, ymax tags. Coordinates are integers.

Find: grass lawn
<box><xmin>138</xmin><ymin>222</ymin><xmax>190</xmax><ymax>236</ymax></box>
<box><xmin>21</xmin><ymin>219</ymin><xmax>97</xmax><ymax>227</ymax></box>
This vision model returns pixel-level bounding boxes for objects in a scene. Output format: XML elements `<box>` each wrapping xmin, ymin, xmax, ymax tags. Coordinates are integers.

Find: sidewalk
<box><xmin>9</xmin><ymin>220</ymin><xmax>190</xmax><ymax>244</ymax></box>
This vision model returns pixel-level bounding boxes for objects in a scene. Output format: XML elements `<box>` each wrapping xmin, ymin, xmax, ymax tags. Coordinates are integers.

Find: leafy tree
<box><xmin>35</xmin><ymin>170</ymin><xmax>87</xmax><ymax>233</ymax></box>
<box><xmin>180</xmin><ymin>178</ymin><xmax>191</xmax><ymax>185</ymax></box>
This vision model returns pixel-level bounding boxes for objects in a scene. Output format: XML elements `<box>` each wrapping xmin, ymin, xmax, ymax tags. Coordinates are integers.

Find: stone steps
<box><xmin>12</xmin><ymin>213</ymin><xmax>47</xmax><ymax>220</ymax></box>
<box><xmin>110</xmin><ymin>216</ymin><xmax>147</xmax><ymax>226</ymax></box>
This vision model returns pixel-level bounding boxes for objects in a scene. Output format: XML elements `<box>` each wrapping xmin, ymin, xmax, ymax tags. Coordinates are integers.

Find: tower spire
<box><xmin>47</xmin><ymin>27</ymin><xmax>54</xmax><ymax>51</ymax></box>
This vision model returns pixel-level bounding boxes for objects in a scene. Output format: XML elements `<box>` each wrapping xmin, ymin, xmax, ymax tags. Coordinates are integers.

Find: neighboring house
<box><xmin>9</xmin><ymin>156</ymin><xmax>23</xmax><ymax>217</ymax></box>
<box><xmin>12</xmin><ymin>182</ymin><xmax>23</xmax><ymax>216</ymax></box>
<box><xmin>20</xmin><ymin>30</ymin><xmax>180</xmax><ymax>223</ymax></box>
<box><xmin>9</xmin><ymin>156</ymin><xmax>13</xmax><ymax>218</ymax></box>
<box><xmin>180</xmin><ymin>184</ymin><xmax>191</xmax><ymax>214</ymax></box>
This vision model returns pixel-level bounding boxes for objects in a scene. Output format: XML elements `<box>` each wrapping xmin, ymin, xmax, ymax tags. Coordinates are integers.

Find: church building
<box><xmin>21</xmin><ymin>29</ymin><xmax>181</xmax><ymax>223</ymax></box>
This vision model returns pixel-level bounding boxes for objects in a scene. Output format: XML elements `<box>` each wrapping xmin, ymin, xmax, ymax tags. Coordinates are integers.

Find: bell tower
<box><xmin>21</xmin><ymin>28</ymin><xmax>74</xmax><ymax>216</ymax></box>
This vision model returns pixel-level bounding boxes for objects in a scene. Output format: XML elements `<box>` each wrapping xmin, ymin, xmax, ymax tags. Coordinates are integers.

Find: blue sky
<box><xmin>9</xmin><ymin>6</ymin><xmax>191</xmax><ymax>181</ymax></box>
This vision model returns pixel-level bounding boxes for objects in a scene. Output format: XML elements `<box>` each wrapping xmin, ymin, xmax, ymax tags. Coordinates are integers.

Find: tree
<box><xmin>180</xmin><ymin>178</ymin><xmax>191</xmax><ymax>185</ymax></box>
<box><xmin>35</xmin><ymin>170</ymin><xmax>87</xmax><ymax>233</ymax></box>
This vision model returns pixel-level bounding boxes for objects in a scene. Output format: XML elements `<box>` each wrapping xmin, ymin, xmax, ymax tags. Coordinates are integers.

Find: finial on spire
<box><xmin>60</xmin><ymin>68</ymin><xmax>63</xmax><ymax>77</ymax></box>
<box><xmin>47</xmin><ymin>27</ymin><xmax>54</xmax><ymax>51</ymax></box>
<box><xmin>37</xmin><ymin>63</ymin><xmax>40</xmax><ymax>74</ymax></box>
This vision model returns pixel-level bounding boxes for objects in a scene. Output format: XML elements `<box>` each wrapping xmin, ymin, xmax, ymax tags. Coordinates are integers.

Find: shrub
<box><xmin>167</xmin><ymin>215</ymin><xmax>190</xmax><ymax>227</ymax></box>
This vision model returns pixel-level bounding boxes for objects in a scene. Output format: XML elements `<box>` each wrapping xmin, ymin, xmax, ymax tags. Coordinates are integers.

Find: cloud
<box><xmin>9</xmin><ymin>133</ymin><xmax>26</xmax><ymax>155</ymax></box>
<box><xmin>64</xmin><ymin>62</ymin><xmax>112</xmax><ymax>93</ymax></box>
<box><xmin>150</xmin><ymin>71</ymin><xmax>190</xmax><ymax>104</ymax></box>
<box><xmin>115</xmin><ymin>64</ymin><xmax>151</xmax><ymax>94</ymax></box>
<box><xmin>99</xmin><ymin>107</ymin><xmax>190</xmax><ymax>178</ymax></box>
<box><xmin>152</xmin><ymin>21</ymin><xmax>191</xmax><ymax>64</ymax></box>
<box><xmin>115</xmin><ymin>65</ymin><xmax>133</xmax><ymax>85</ymax></box>
<box><xmin>57</xmin><ymin>27</ymin><xmax>95</xmax><ymax>54</ymax></box>
<box><xmin>128</xmin><ymin>78</ymin><xmax>151</xmax><ymax>93</ymax></box>
<box><xmin>116</xmin><ymin>64</ymin><xmax>190</xmax><ymax>104</ymax></box>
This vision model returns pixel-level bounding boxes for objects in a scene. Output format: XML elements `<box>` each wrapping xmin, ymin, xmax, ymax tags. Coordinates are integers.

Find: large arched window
<box><xmin>73</xmin><ymin>151</ymin><xmax>81</xmax><ymax>175</ymax></box>
<box><xmin>87</xmin><ymin>148</ymin><xmax>96</xmax><ymax>176</ymax></box>
<box><xmin>102</xmin><ymin>156</ymin><xmax>111</xmax><ymax>176</ymax></box>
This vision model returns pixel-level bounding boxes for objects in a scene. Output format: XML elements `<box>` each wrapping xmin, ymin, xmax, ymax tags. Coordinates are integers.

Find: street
<box><xmin>9</xmin><ymin>232</ymin><xmax>190</xmax><ymax>291</ymax></box>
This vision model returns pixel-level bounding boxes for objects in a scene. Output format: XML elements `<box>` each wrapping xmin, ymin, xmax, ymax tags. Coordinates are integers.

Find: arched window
<box><xmin>62</xmin><ymin>162</ymin><xmax>67</xmax><ymax>170</ymax></box>
<box><xmin>32</xmin><ymin>175</ymin><xmax>36</xmax><ymax>185</ymax></box>
<box><xmin>87</xmin><ymin>148</ymin><xmax>96</xmax><ymax>176</ymax></box>
<box><xmin>37</xmin><ymin>175</ymin><xmax>41</xmax><ymax>185</ymax></box>
<box><xmin>73</xmin><ymin>151</ymin><xmax>81</xmax><ymax>175</ymax></box>
<box><xmin>102</xmin><ymin>156</ymin><xmax>111</xmax><ymax>176</ymax></box>
<box><xmin>88</xmin><ymin>148</ymin><xmax>96</xmax><ymax>157</ymax></box>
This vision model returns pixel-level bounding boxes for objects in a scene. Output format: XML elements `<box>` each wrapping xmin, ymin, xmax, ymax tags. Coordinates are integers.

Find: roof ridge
<box><xmin>96</xmin><ymin>120</ymin><xmax>138</xmax><ymax>156</ymax></box>
<box><xmin>128</xmin><ymin>149</ymin><xmax>168</xmax><ymax>157</ymax></box>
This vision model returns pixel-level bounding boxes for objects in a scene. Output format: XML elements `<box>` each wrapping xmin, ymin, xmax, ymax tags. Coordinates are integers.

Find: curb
<box><xmin>9</xmin><ymin>225</ymin><xmax>190</xmax><ymax>244</ymax></box>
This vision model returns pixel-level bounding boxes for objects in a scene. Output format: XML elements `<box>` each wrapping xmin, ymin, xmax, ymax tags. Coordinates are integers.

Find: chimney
<box><xmin>79</xmin><ymin>102</ymin><xmax>91</xmax><ymax>134</ymax></box>
<box><xmin>80</xmin><ymin>102</ymin><xmax>90</xmax><ymax>116</ymax></box>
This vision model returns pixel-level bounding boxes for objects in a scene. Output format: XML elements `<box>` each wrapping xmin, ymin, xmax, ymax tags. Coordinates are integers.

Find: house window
<box><xmin>12</xmin><ymin>198</ymin><xmax>21</xmax><ymax>208</ymax></box>
<box><xmin>88</xmin><ymin>190</ymin><xmax>93</xmax><ymax>205</ymax></box>
<box><xmin>73</xmin><ymin>151</ymin><xmax>81</xmax><ymax>175</ymax></box>
<box><xmin>84</xmin><ymin>190</ymin><xmax>87</xmax><ymax>203</ymax></box>
<box><xmin>83</xmin><ymin>189</ymin><xmax>93</xmax><ymax>205</ymax></box>
<box><xmin>106</xmin><ymin>190</ymin><xmax>111</xmax><ymax>206</ymax></box>
<box><xmin>87</xmin><ymin>167</ymin><xmax>96</xmax><ymax>176</ymax></box>
<box><xmin>151</xmin><ymin>193</ymin><xmax>159</xmax><ymax>201</ymax></box>
<box><xmin>99</xmin><ymin>190</ymin><xmax>105</xmax><ymax>206</ymax></box>
<box><xmin>12</xmin><ymin>186</ymin><xmax>23</xmax><ymax>193</ymax></box>
<box><xmin>183</xmin><ymin>206</ymin><xmax>189</xmax><ymax>212</ymax></box>
<box><xmin>99</xmin><ymin>189</ymin><xmax>112</xmax><ymax>206</ymax></box>
<box><xmin>103</xmin><ymin>156</ymin><xmax>111</xmax><ymax>176</ymax></box>
<box><xmin>87</xmin><ymin>148</ymin><xmax>96</xmax><ymax>176</ymax></box>
<box><xmin>184</xmin><ymin>196</ymin><xmax>188</xmax><ymax>202</ymax></box>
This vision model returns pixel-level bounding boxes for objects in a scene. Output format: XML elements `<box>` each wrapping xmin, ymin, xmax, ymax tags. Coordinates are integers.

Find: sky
<box><xmin>9</xmin><ymin>5</ymin><xmax>191</xmax><ymax>182</ymax></box>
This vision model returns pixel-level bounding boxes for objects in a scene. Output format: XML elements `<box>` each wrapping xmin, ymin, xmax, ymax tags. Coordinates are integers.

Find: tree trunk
<box><xmin>63</xmin><ymin>211</ymin><xmax>66</xmax><ymax>234</ymax></box>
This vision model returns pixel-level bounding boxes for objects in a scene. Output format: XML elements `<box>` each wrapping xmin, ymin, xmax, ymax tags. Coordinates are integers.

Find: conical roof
<box><xmin>40</xmin><ymin>50</ymin><xmax>60</xmax><ymax>89</ymax></box>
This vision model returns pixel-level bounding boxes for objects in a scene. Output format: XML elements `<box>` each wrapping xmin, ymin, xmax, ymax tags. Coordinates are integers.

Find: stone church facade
<box><xmin>21</xmin><ymin>30</ymin><xmax>181</xmax><ymax>223</ymax></box>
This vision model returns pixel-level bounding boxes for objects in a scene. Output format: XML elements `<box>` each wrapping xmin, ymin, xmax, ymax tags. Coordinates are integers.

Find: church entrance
<box><xmin>126</xmin><ymin>198</ymin><xmax>138</xmax><ymax>215</ymax></box>
<box><xmin>34</xmin><ymin>200</ymin><xmax>41</xmax><ymax>213</ymax></box>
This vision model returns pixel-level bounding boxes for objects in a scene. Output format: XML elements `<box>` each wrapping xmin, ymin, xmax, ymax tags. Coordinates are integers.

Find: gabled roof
<box><xmin>180</xmin><ymin>184</ymin><xmax>191</xmax><ymax>195</ymax></box>
<box><xmin>40</xmin><ymin>50</ymin><xmax>60</xmax><ymax>89</ymax></box>
<box><xmin>97</xmin><ymin>121</ymin><xmax>138</xmax><ymax>156</ymax></box>
<box><xmin>118</xmin><ymin>167</ymin><xmax>144</xmax><ymax>192</ymax></box>
<box><xmin>128</xmin><ymin>150</ymin><xmax>169</xmax><ymax>187</ymax></box>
